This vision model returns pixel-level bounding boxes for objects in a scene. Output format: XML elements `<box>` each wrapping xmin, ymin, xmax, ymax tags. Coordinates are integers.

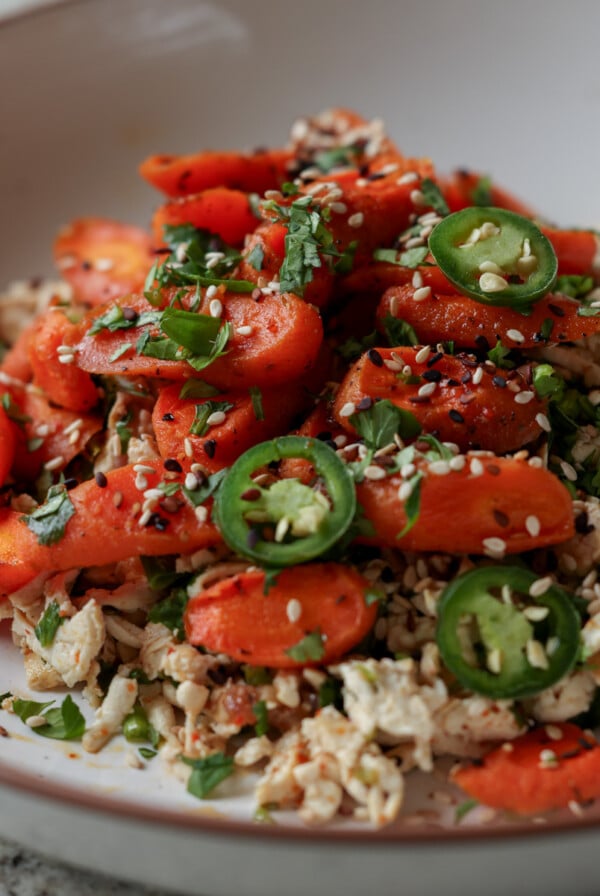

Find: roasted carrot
<box><xmin>140</xmin><ymin>148</ymin><xmax>293</xmax><ymax>198</ymax></box>
<box><xmin>54</xmin><ymin>218</ymin><xmax>155</xmax><ymax>307</ymax></box>
<box><xmin>333</xmin><ymin>347</ymin><xmax>546</xmax><ymax>454</ymax></box>
<box><xmin>152</xmin><ymin>188</ymin><xmax>259</xmax><ymax>248</ymax></box>
<box><xmin>377</xmin><ymin>285</ymin><xmax>600</xmax><ymax>350</ymax></box>
<box><xmin>440</xmin><ymin>169</ymin><xmax>538</xmax><ymax>218</ymax></box>
<box><xmin>541</xmin><ymin>226</ymin><xmax>600</xmax><ymax>279</ymax></box>
<box><xmin>184</xmin><ymin>563</ymin><xmax>377</xmax><ymax>667</ymax></box>
<box><xmin>0</xmin><ymin>463</ymin><xmax>222</xmax><ymax>596</ymax></box>
<box><xmin>453</xmin><ymin>723</ymin><xmax>600</xmax><ymax>814</ymax></box>
<box><xmin>357</xmin><ymin>454</ymin><xmax>574</xmax><ymax>554</ymax></box>
<box><xmin>28</xmin><ymin>309</ymin><xmax>99</xmax><ymax>413</ymax></box>
<box><xmin>0</xmin><ymin>405</ymin><xmax>16</xmax><ymax>486</ymax></box>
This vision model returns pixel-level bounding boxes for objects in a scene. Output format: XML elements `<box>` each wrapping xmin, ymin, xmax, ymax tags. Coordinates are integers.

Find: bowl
<box><xmin>1</xmin><ymin>2</ymin><xmax>600</xmax><ymax>895</ymax></box>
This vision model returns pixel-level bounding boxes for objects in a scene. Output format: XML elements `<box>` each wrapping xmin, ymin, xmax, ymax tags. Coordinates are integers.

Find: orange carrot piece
<box><xmin>0</xmin><ymin>406</ymin><xmax>16</xmax><ymax>486</ymax></box>
<box><xmin>453</xmin><ymin>724</ymin><xmax>600</xmax><ymax>814</ymax></box>
<box><xmin>139</xmin><ymin>148</ymin><xmax>293</xmax><ymax>198</ymax></box>
<box><xmin>440</xmin><ymin>169</ymin><xmax>538</xmax><ymax>218</ymax></box>
<box><xmin>0</xmin><ymin>463</ymin><xmax>222</xmax><ymax>596</ymax></box>
<box><xmin>28</xmin><ymin>309</ymin><xmax>99</xmax><ymax>413</ymax></box>
<box><xmin>377</xmin><ymin>285</ymin><xmax>600</xmax><ymax>349</ymax></box>
<box><xmin>152</xmin><ymin>188</ymin><xmax>259</xmax><ymax>248</ymax></box>
<box><xmin>333</xmin><ymin>347</ymin><xmax>545</xmax><ymax>454</ymax></box>
<box><xmin>184</xmin><ymin>564</ymin><xmax>377</xmax><ymax>667</ymax></box>
<box><xmin>357</xmin><ymin>454</ymin><xmax>574</xmax><ymax>554</ymax></box>
<box><xmin>541</xmin><ymin>226</ymin><xmax>600</xmax><ymax>278</ymax></box>
<box><xmin>54</xmin><ymin>218</ymin><xmax>155</xmax><ymax>307</ymax></box>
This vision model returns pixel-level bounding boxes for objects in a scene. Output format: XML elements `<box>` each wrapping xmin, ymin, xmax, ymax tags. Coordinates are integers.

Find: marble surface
<box><xmin>0</xmin><ymin>838</ymin><xmax>173</xmax><ymax>896</ymax></box>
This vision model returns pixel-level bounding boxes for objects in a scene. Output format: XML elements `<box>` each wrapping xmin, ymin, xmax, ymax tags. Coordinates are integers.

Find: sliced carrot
<box><xmin>152</xmin><ymin>188</ymin><xmax>259</xmax><ymax>248</ymax></box>
<box><xmin>279</xmin><ymin>401</ymin><xmax>347</xmax><ymax>484</ymax></box>
<box><xmin>377</xmin><ymin>285</ymin><xmax>600</xmax><ymax>350</ymax></box>
<box><xmin>440</xmin><ymin>169</ymin><xmax>537</xmax><ymax>218</ymax></box>
<box><xmin>339</xmin><ymin>260</ymin><xmax>455</xmax><ymax>302</ymax></box>
<box><xmin>333</xmin><ymin>347</ymin><xmax>546</xmax><ymax>454</ymax></box>
<box><xmin>0</xmin><ymin>463</ymin><xmax>222</xmax><ymax>596</ymax></box>
<box><xmin>28</xmin><ymin>309</ymin><xmax>99</xmax><ymax>413</ymax></box>
<box><xmin>184</xmin><ymin>564</ymin><xmax>377</xmax><ymax>667</ymax></box>
<box><xmin>139</xmin><ymin>148</ymin><xmax>293</xmax><ymax>198</ymax></box>
<box><xmin>453</xmin><ymin>723</ymin><xmax>600</xmax><ymax>814</ymax></box>
<box><xmin>541</xmin><ymin>226</ymin><xmax>600</xmax><ymax>278</ymax></box>
<box><xmin>357</xmin><ymin>454</ymin><xmax>574</xmax><ymax>554</ymax></box>
<box><xmin>0</xmin><ymin>317</ymin><xmax>39</xmax><ymax>382</ymax></box>
<box><xmin>54</xmin><ymin>218</ymin><xmax>154</xmax><ymax>307</ymax></box>
<box><xmin>76</xmin><ymin>290</ymin><xmax>324</xmax><ymax>389</ymax></box>
<box><xmin>0</xmin><ymin>406</ymin><xmax>16</xmax><ymax>486</ymax></box>
<box><xmin>152</xmin><ymin>382</ymin><xmax>312</xmax><ymax>473</ymax></box>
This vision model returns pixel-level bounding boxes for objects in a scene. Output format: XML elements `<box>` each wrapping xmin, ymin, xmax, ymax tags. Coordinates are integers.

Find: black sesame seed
<box><xmin>204</xmin><ymin>439</ymin><xmax>217</xmax><ymax>458</ymax></box>
<box><xmin>64</xmin><ymin>477</ymin><xmax>78</xmax><ymax>490</ymax></box>
<box><xmin>422</xmin><ymin>369</ymin><xmax>442</xmax><ymax>383</ymax></box>
<box><xmin>95</xmin><ymin>471</ymin><xmax>108</xmax><ymax>488</ymax></box>
<box><xmin>356</xmin><ymin>396</ymin><xmax>372</xmax><ymax>411</ymax></box>
<box><xmin>448</xmin><ymin>409</ymin><xmax>465</xmax><ymax>423</ymax></box>
<box><xmin>548</xmin><ymin>303</ymin><xmax>566</xmax><ymax>318</ymax></box>
<box><xmin>492</xmin><ymin>375</ymin><xmax>507</xmax><ymax>388</ymax></box>
<box><xmin>461</xmin><ymin>372</ymin><xmax>472</xmax><ymax>384</ymax></box>
<box><xmin>316</xmin><ymin>431</ymin><xmax>333</xmax><ymax>442</ymax></box>
<box><xmin>426</xmin><ymin>351</ymin><xmax>443</xmax><ymax>367</ymax></box>
<box><xmin>486</xmin><ymin>464</ymin><xmax>501</xmax><ymax>476</ymax></box>
<box><xmin>163</xmin><ymin>457</ymin><xmax>182</xmax><ymax>473</ymax></box>
<box><xmin>122</xmin><ymin>307</ymin><xmax>138</xmax><ymax>322</ymax></box>
<box><xmin>474</xmin><ymin>335</ymin><xmax>490</xmax><ymax>352</ymax></box>
<box><xmin>493</xmin><ymin>510</ymin><xmax>509</xmax><ymax>527</ymax></box>
<box><xmin>162</xmin><ymin>413</ymin><xmax>175</xmax><ymax>422</ymax></box>
<box><xmin>367</xmin><ymin>349</ymin><xmax>384</xmax><ymax>367</ymax></box>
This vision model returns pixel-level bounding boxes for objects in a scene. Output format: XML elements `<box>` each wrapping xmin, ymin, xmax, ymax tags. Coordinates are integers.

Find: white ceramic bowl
<box><xmin>2</xmin><ymin>2</ymin><xmax>600</xmax><ymax>895</ymax></box>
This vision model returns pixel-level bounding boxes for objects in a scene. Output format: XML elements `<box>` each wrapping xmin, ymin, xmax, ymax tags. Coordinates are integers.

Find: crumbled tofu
<box><xmin>529</xmin><ymin>670</ymin><xmax>596</xmax><ymax>722</ymax></box>
<box><xmin>555</xmin><ymin>498</ymin><xmax>600</xmax><ymax>575</ymax></box>
<box><xmin>432</xmin><ymin>695</ymin><xmax>525</xmax><ymax>757</ymax></box>
<box><xmin>234</xmin><ymin>736</ymin><xmax>274</xmax><ymax>767</ymax></box>
<box><xmin>82</xmin><ymin>675</ymin><xmax>138</xmax><ymax>753</ymax></box>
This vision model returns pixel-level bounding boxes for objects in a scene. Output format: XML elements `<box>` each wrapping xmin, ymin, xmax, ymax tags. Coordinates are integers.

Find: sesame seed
<box><xmin>286</xmin><ymin>598</ymin><xmax>302</xmax><ymax>623</ymax></box>
<box><xmin>57</xmin><ymin>254</ymin><xmax>77</xmax><ymax>270</ymax></box>
<box><xmin>415</xmin><ymin>345</ymin><xmax>431</xmax><ymax>364</ymax></box>
<box><xmin>206</xmin><ymin>410</ymin><xmax>227</xmax><ymax>427</ymax></box>
<box><xmin>449</xmin><ymin>455</ymin><xmax>466</xmax><ymax>472</ymax></box>
<box><xmin>94</xmin><ymin>257</ymin><xmax>114</xmax><ymax>272</ymax></box>
<box><xmin>25</xmin><ymin>715</ymin><xmax>48</xmax><ymax>728</ymax></box>
<box><xmin>523</xmin><ymin>605</ymin><xmax>550</xmax><ymax>622</ymax></box>
<box><xmin>397</xmin><ymin>171</ymin><xmax>419</xmax><ymax>185</ymax></box>
<box><xmin>56</xmin><ymin>344</ymin><xmax>76</xmax><ymax>355</ymax></box>
<box><xmin>364</xmin><ymin>465</ymin><xmax>387</xmax><ymax>481</ymax></box>
<box><xmin>448</xmin><ymin>409</ymin><xmax>465</xmax><ymax>424</ymax></box>
<box><xmin>428</xmin><ymin>459</ymin><xmax>451</xmax><ymax>476</ymax></box>
<box><xmin>538</xmin><ymin>748</ymin><xmax>558</xmax><ymax>768</ymax></box>
<box><xmin>528</xmin><ymin>456</ymin><xmax>544</xmax><ymax>468</ymax></box>
<box><xmin>526</xmin><ymin>639</ymin><xmax>549</xmax><ymax>669</ymax></box>
<box><xmin>113</xmin><ymin>491</ymin><xmax>123</xmax><ymax>508</ymax></box>
<box><xmin>404</xmin><ymin>235</ymin><xmax>425</xmax><ymax>249</ymax></box>
<box><xmin>333</xmin><ymin>434</ymin><xmax>347</xmax><ymax>447</ymax></box>
<box><xmin>412</xmin><ymin>270</ymin><xmax>424</xmax><ymax>289</ymax></box>
<box><xmin>413</xmin><ymin>286</ymin><xmax>431</xmax><ymax>302</ymax></box>
<box><xmin>544</xmin><ymin>725</ymin><xmax>563</xmax><ymax>741</ymax></box>
<box><xmin>329</xmin><ymin>201</ymin><xmax>348</xmax><ymax>214</ymax></box>
<box><xmin>482</xmin><ymin>536</ymin><xmax>506</xmax><ymax>557</ymax></box>
<box><xmin>347</xmin><ymin>212</ymin><xmax>364</xmax><ymax>228</ymax></box>
<box><xmin>479</xmin><ymin>272</ymin><xmax>509</xmax><ymax>293</ymax></box>
<box><xmin>471</xmin><ymin>366</ymin><xmax>483</xmax><ymax>385</ymax></box>
<box><xmin>535</xmin><ymin>412</ymin><xmax>551</xmax><ymax>432</ymax></box>
<box><xmin>236</xmin><ymin>325</ymin><xmax>253</xmax><ymax>337</ymax></box>
<box><xmin>184</xmin><ymin>438</ymin><xmax>194</xmax><ymax>458</ymax></box>
<box><xmin>398</xmin><ymin>480</ymin><xmax>414</xmax><ymax>501</ymax></box>
<box><xmin>135</xmin><ymin>473</ymin><xmax>148</xmax><ymax>492</ymax></box>
<box><xmin>184</xmin><ymin>472</ymin><xmax>198</xmax><ymax>490</ymax></box>
<box><xmin>95</xmin><ymin>471</ymin><xmax>108</xmax><ymax>488</ymax></box>
<box><xmin>57</xmin><ymin>353</ymin><xmax>75</xmax><ymax>365</ymax></box>
<box><xmin>487</xmin><ymin>648</ymin><xmax>502</xmax><ymax>674</ymax></box>
<box><xmin>418</xmin><ymin>381</ymin><xmax>437</xmax><ymax>398</ymax></box>
<box><xmin>195</xmin><ymin>505</ymin><xmax>208</xmax><ymax>523</ymax></box>
<box><xmin>367</xmin><ymin>349</ymin><xmax>384</xmax><ymax>367</ymax></box>
<box><xmin>205</xmin><ymin>285</ymin><xmax>218</xmax><ymax>299</ymax></box>
<box><xmin>529</xmin><ymin>575</ymin><xmax>553</xmax><ymax>597</ymax></box>
<box><xmin>138</xmin><ymin>508</ymin><xmax>153</xmax><ymax>527</ymax></box>
<box><xmin>209</xmin><ymin>298</ymin><xmax>223</xmax><ymax>318</ymax></box>
<box><xmin>478</xmin><ymin>260</ymin><xmax>504</xmax><ymax>275</ymax></box>
<box><xmin>133</xmin><ymin>463</ymin><xmax>155</xmax><ymax>474</ymax></box>
<box><xmin>525</xmin><ymin>515</ymin><xmax>541</xmax><ymax>537</ymax></box>
<box><xmin>43</xmin><ymin>456</ymin><xmax>64</xmax><ymax>471</ymax></box>
<box><xmin>568</xmin><ymin>800</ymin><xmax>584</xmax><ymax>817</ymax></box>
<box><xmin>339</xmin><ymin>402</ymin><xmax>356</xmax><ymax>418</ymax></box>
<box><xmin>560</xmin><ymin>460</ymin><xmax>578</xmax><ymax>481</ymax></box>
<box><xmin>506</xmin><ymin>328</ymin><xmax>526</xmax><ymax>344</ymax></box>
<box><xmin>469</xmin><ymin>458</ymin><xmax>484</xmax><ymax>477</ymax></box>
<box><xmin>410</xmin><ymin>188</ymin><xmax>425</xmax><ymax>206</ymax></box>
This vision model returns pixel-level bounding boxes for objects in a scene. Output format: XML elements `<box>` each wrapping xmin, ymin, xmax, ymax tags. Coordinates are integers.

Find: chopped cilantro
<box><xmin>246</xmin><ymin>243</ymin><xmax>265</xmax><ymax>271</ymax></box>
<box><xmin>455</xmin><ymin>798</ymin><xmax>479</xmax><ymax>823</ymax></box>
<box><xmin>372</xmin><ymin>246</ymin><xmax>429</xmax><ymax>268</ymax></box>
<box><xmin>242</xmin><ymin>665</ymin><xmax>273</xmax><ymax>686</ymax></box>
<box><xmin>470</xmin><ymin>175</ymin><xmax>493</xmax><ymax>207</ymax></box>
<box><xmin>313</xmin><ymin>145</ymin><xmax>360</xmax><ymax>173</ymax></box>
<box><xmin>487</xmin><ymin>339</ymin><xmax>515</xmax><ymax>369</ymax></box>
<box><xmin>556</xmin><ymin>273</ymin><xmax>594</xmax><ymax>299</ymax></box>
<box><xmin>318</xmin><ymin>677</ymin><xmax>343</xmax><ymax>709</ymax></box>
<box><xmin>115</xmin><ymin>412</ymin><xmax>132</xmax><ymax>452</ymax></box>
<box><xmin>34</xmin><ymin>601</ymin><xmax>64</xmax><ymax>647</ymax></box>
<box><xmin>249</xmin><ymin>386</ymin><xmax>264</xmax><ymax>421</ymax></box>
<box><xmin>349</xmin><ymin>399</ymin><xmax>421</xmax><ymax>451</ymax></box>
<box><xmin>382</xmin><ymin>315</ymin><xmax>419</xmax><ymax>347</ymax></box>
<box><xmin>179</xmin><ymin>379</ymin><xmax>221</xmax><ymax>400</ymax></box>
<box><xmin>532</xmin><ymin>363</ymin><xmax>564</xmax><ymax>399</ymax></box>
<box><xmin>397</xmin><ymin>471</ymin><xmax>423</xmax><ymax>538</ymax></box>
<box><xmin>253</xmin><ymin>700</ymin><xmax>269</xmax><ymax>737</ymax></box>
<box><xmin>12</xmin><ymin>695</ymin><xmax>85</xmax><ymax>741</ymax></box>
<box><xmin>141</xmin><ymin>555</ymin><xmax>185</xmax><ymax>591</ymax></box>
<box><xmin>420</xmin><ymin>178</ymin><xmax>450</xmax><ymax>217</ymax></box>
<box><xmin>285</xmin><ymin>629</ymin><xmax>325</xmax><ymax>663</ymax></box>
<box><xmin>337</xmin><ymin>331</ymin><xmax>378</xmax><ymax>363</ymax></box>
<box><xmin>22</xmin><ymin>484</ymin><xmax>75</xmax><ymax>546</ymax></box>
<box><xmin>189</xmin><ymin>400</ymin><xmax>234</xmax><ymax>437</ymax></box>
<box><xmin>148</xmin><ymin>587</ymin><xmax>188</xmax><ymax>638</ymax></box>
<box><xmin>183</xmin><ymin>751</ymin><xmax>235</xmax><ymax>799</ymax></box>
<box><xmin>1</xmin><ymin>393</ymin><xmax>31</xmax><ymax>426</ymax></box>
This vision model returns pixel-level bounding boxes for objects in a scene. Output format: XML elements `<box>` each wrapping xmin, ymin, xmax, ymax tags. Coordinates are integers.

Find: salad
<box><xmin>1</xmin><ymin>107</ymin><xmax>600</xmax><ymax>827</ymax></box>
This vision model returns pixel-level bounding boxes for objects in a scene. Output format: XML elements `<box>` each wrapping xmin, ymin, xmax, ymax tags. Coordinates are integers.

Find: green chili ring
<box><xmin>436</xmin><ymin>566</ymin><xmax>580</xmax><ymax>700</ymax></box>
<box><xmin>428</xmin><ymin>207</ymin><xmax>558</xmax><ymax>311</ymax></box>
<box><xmin>214</xmin><ymin>435</ymin><xmax>356</xmax><ymax>567</ymax></box>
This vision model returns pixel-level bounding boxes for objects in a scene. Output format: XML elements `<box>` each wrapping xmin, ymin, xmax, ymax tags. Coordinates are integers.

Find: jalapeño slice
<box><xmin>213</xmin><ymin>435</ymin><xmax>356</xmax><ymax>567</ymax></box>
<box><xmin>436</xmin><ymin>566</ymin><xmax>579</xmax><ymax>700</ymax></box>
<box><xmin>429</xmin><ymin>207</ymin><xmax>557</xmax><ymax>310</ymax></box>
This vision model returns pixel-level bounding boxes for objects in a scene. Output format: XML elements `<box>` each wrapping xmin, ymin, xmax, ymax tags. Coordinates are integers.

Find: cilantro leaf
<box><xmin>148</xmin><ymin>587</ymin><xmax>189</xmax><ymax>638</ymax></box>
<box><xmin>382</xmin><ymin>315</ymin><xmax>419</xmax><ymax>347</ymax></box>
<box><xmin>141</xmin><ymin>555</ymin><xmax>185</xmax><ymax>591</ymax></box>
<box><xmin>22</xmin><ymin>485</ymin><xmax>75</xmax><ymax>546</ymax></box>
<box><xmin>246</xmin><ymin>243</ymin><xmax>264</xmax><ymax>271</ymax></box>
<box><xmin>263</xmin><ymin>195</ymin><xmax>333</xmax><ymax>296</ymax></box>
<box><xmin>487</xmin><ymin>339</ymin><xmax>515</xmax><ymax>370</ymax></box>
<box><xmin>182</xmin><ymin>468</ymin><xmax>227</xmax><ymax>508</ymax></box>
<box><xmin>183</xmin><ymin>751</ymin><xmax>235</xmax><ymax>799</ymax></box>
<box><xmin>397</xmin><ymin>471</ymin><xmax>423</xmax><ymax>538</ymax></box>
<box><xmin>249</xmin><ymin>386</ymin><xmax>264</xmax><ymax>421</ymax></box>
<box><xmin>470</xmin><ymin>175</ymin><xmax>493</xmax><ymax>207</ymax></box>
<box><xmin>455</xmin><ymin>798</ymin><xmax>479</xmax><ymax>823</ymax></box>
<box><xmin>285</xmin><ymin>629</ymin><xmax>325</xmax><ymax>662</ymax></box>
<box><xmin>34</xmin><ymin>601</ymin><xmax>64</xmax><ymax>647</ymax></box>
<box><xmin>532</xmin><ymin>363</ymin><xmax>565</xmax><ymax>399</ymax></box>
<box><xmin>1</xmin><ymin>393</ymin><xmax>31</xmax><ymax>426</ymax></box>
<box><xmin>189</xmin><ymin>400</ymin><xmax>234</xmax><ymax>437</ymax></box>
<box><xmin>372</xmin><ymin>246</ymin><xmax>429</xmax><ymax>268</ymax></box>
<box><xmin>12</xmin><ymin>695</ymin><xmax>85</xmax><ymax>741</ymax></box>
<box><xmin>178</xmin><ymin>380</ymin><xmax>221</xmax><ymax>400</ymax></box>
<box><xmin>420</xmin><ymin>178</ymin><xmax>450</xmax><ymax>217</ymax></box>
<box><xmin>318</xmin><ymin>677</ymin><xmax>343</xmax><ymax>709</ymax></box>
<box><xmin>556</xmin><ymin>273</ymin><xmax>594</xmax><ymax>299</ymax></box>
<box><xmin>253</xmin><ymin>700</ymin><xmax>269</xmax><ymax>737</ymax></box>
<box><xmin>350</xmin><ymin>399</ymin><xmax>421</xmax><ymax>451</ymax></box>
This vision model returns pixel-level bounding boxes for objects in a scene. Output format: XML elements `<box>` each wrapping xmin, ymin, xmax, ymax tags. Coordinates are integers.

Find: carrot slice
<box><xmin>152</xmin><ymin>188</ymin><xmax>259</xmax><ymax>248</ymax></box>
<box><xmin>453</xmin><ymin>723</ymin><xmax>600</xmax><ymax>814</ymax></box>
<box><xmin>357</xmin><ymin>454</ymin><xmax>574</xmax><ymax>554</ymax></box>
<box><xmin>377</xmin><ymin>285</ymin><xmax>600</xmax><ymax>350</ymax></box>
<box><xmin>0</xmin><ymin>463</ymin><xmax>221</xmax><ymax>596</ymax></box>
<box><xmin>541</xmin><ymin>226</ymin><xmax>600</xmax><ymax>278</ymax></box>
<box><xmin>0</xmin><ymin>406</ymin><xmax>16</xmax><ymax>486</ymax></box>
<box><xmin>333</xmin><ymin>347</ymin><xmax>546</xmax><ymax>454</ymax></box>
<box><xmin>54</xmin><ymin>218</ymin><xmax>155</xmax><ymax>306</ymax></box>
<box><xmin>139</xmin><ymin>148</ymin><xmax>293</xmax><ymax>198</ymax></box>
<box><xmin>440</xmin><ymin>169</ymin><xmax>537</xmax><ymax>218</ymax></box>
<box><xmin>184</xmin><ymin>564</ymin><xmax>377</xmax><ymax>667</ymax></box>
<box><xmin>28</xmin><ymin>309</ymin><xmax>99</xmax><ymax>413</ymax></box>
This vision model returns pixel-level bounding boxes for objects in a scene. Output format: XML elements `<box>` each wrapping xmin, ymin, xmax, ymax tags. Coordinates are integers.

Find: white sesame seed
<box><xmin>206</xmin><ymin>410</ymin><xmax>227</xmax><ymax>427</ymax></box>
<box><xmin>412</xmin><ymin>270</ymin><xmax>424</xmax><ymax>289</ymax></box>
<box><xmin>418</xmin><ymin>381</ymin><xmax>437</xmax><ymax>398</ymax></box>
<box><xmin>133</xmin><ymin>463</ymin><xmax>155</xmax><ymax>474</ymax></box>
<box><xmin>397</xmin><ymin>171</ymin><xmax>419</xmax><ymax>185</ymax></box>
<box><xmin>506</xmin><ymin>328</ymin><xmax>526</xmax><ymax>344</ymax></box>
<box><xmin>135</xmin><ymin>473</ymin><xmax>148</xmax><ymax>492</ymax></box>
<box><xmin>205</xmin><ymin>254</ymin><xmax>225</xmax><ymax>270</ymax></box>
<box><xmin>56</xmin><ymin>344</ymin><xmax>76</xmax><ymax>355</ymax></box>
<box><xmin>415</xmin><ymin>345</ymin><xmax>431</xmax><ymax>364</ymax></box>
<box><xmin>68</xmin><ymin>429</ymin><xmax>81</xmax><ymax>445</ymax></box>
<box><xmin>413</xmin><ymin>286</ymin><xmax>431</xmax><ymax>302</ymax></box>
<box><xmin>487</xmin><ymin>648</ymin><xmax>502</xmax><ymax>674</ymax></box>
<box><xmin>482</xmin><ymin>536</ymin><xmax>507</xmax><ymax>556</ymax></box>
<box><xmin>184</xmin><ymin>472</ymin><xmax>198</xmax><ymax>491</ymax></box>
<box><xmin>428</xmin><ymin>459</ymin><xmax>451</xmax><ymax>476</ymax></box>
<box><xmin>560</xmin><ymin>460</ymin><xmax>578</xmax><ymax>482</ymax></box>
<box><xmin>235</xmin><ymin>325</ymin><xmax>253</xmax><ymax>337</ymax></box>
<box><xmin>113</xmin><ymin>491</ymin><xmax>123</xmax><ymax>508</ymax></box>
<box><xmin>339</xmin><ymin>402</ymin><xmax>356</xmax><ymax>418</ymax></box>
<box><xmin>389</xmin><ymin>294</ymin><xmax>400</xmax><ymax>317</ymax></box>
<box><xmin>449</xmin><ymin>455</ymin><xmax>466</xmax><ymax>472</ymax></box>
<box><xmin>514</xmin><ymin>390</ymin><xmax>535</xmax><ymax>405</ymax></box>
<box><xmin>535</xmin><ymin>412</ymin><xmax>551</xmax><ymax>432</ymax></box>
<box><xmin>400</xmin><ymin>463</ymin><xmax>417</xmax><ymax>479</ymax></box>
<box><xmin>479</xmin><ymin>272</ymin><xmax>509</xmax><ymax>293</ymax></box>
<box><xmin>478</xmin><ymin>260</ymin><xmax>504</xmax><ymax>275</ymax></box>
<box><xmin>568</xmin><ymin>800</ymin><xmax>584</xmax><ymax>817</ymax></box>
<box><xmin>347</xmin><ymin>212</ymin><xmax>364</xmax><ymax>228</ymax></box>
<box><xmin>363</xmin><ymin>465</ymin><xmax>388</xmax><ymax>481</ymax></box>
<box><xmin>184</xmin><ymin>438</ymin><xmax>194</xmax><ymax>458</ymax></box>
<box><xmin>57</xmin><ymin>254</ymin><xmax>77</xmax><ymax>270</ymax></box>
<box><xmin>25</xmin><ymin>715</ymin><xmax>48</xmax><ymax>728</ymax></box>
<box><xmin>525</xmin><ymin>515</ymin><xmax>541</xmax><ymax>537</ymax></box>
<box><xmin>333</xmin><ymin>434</ymin><xmax>347</xmax><ymax>448</ymax></box>
<box><xmin>404</xmin><ymin>236</ymin><xmax>425</xmax><ymax>249</ymax></box>
<box><xmin>544</xmin><ymin>725</ymin><xmax>563</xmax><ymax>741</ymax></box>
<box><xmin>529</xmin><ymin>575</ymin><xmax>553</xmax><ymax>598</ymax></box>
<box><xmin>398</xmin><ymin>480</ymin><xmax>414</xmax><ymax>502</ymax></box>
<box><xmin>43</xmin><ymin>456</ymin><xmax>64</xmax><ymax>471</ymax></box>
<box><xmin>526</xmin><ymin>639</ymin><xmax>549</xmax><ymax>669</ymax></box>
<box><xmin>528</xmin><ymin>456</ymin><xmax>544</xmax><ymax>468</ymax></box>
<box><xmin>401</xmin><ymin>363</ymin><xmax>412</xmax><ymax>376</ymax></box>
<box><xmin>94</xmin><ymin>257</ymin><xmax>115</xmax><ymax>272</ymax></box>
<box><xmin>523</xmin><ymin>605</ymin><xmax>550</xmax><ymax>622</ymax></box>
<box><xmin>62</xmin><ymin>417</ymin><xmax>84</xmax><ymax>436</ymax></box>
<box><xmin>205</xmin><ymin>284</ymin><xmax>218</xmax><ymax>299</ymax></box>
<box><xmin>538</xmin><ymin>749</ymin><xmax>558</xmax><ymax>769</ymax></box>
<box><xmin>469</xmin><ymin>458</ymin><xmax>484</xmax><ymax>477</ymax></box>
<box><xmin>138</xmin><ymin>508</ymin><xmax>153</xmax><ymax>528</ymax></box>
<box><xmin>209</xmin><ymin>298</ymin><xmax>223</xmax><ymax>318</ymax></box>
<box><xmin>329</xmin><ymin>201</ymin><xmax>348</xmax><ymax>214</ymax></box>
<box><xmin>195</xmin><ymin>505</ymin><xmax>208</xmax><ymax>523</ymax></box>
<box><xmin>410</xmin><ymin>189</ymin><xmax>425</xmax><ymax>206</ymax></box>
<box><xmin>57</xmin><ymin>354</ymin><xmax>75</xmax><ymax>365</ymax></box>
<box><xmin>286</xmin><ymin>598</ymin><xmax>302</xmax><ymax>623</ymax></box>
